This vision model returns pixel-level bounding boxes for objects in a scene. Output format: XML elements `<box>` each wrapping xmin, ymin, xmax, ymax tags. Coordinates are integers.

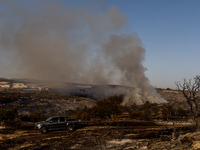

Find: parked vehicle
<box><xmin>35</xmin><ymin>116</ymin><xmax>78</xmax><ymax>133</ymax></box>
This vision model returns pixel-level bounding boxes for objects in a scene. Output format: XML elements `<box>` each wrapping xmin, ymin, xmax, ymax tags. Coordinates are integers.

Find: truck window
<box><xmin>59</xmin><ymin>117</ymin><xmax>65</xmax><ymax>122</ymax></box>
<box><xmin>51</xmin><ymin>117</ymin><xmax>58</xmax><ymax>123</ymax></box>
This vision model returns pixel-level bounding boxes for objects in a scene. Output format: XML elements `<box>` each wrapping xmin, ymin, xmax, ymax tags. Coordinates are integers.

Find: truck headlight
<box><xmin>37</xmin><ymin>124</ymin><xmax>41</xmax><ymax>129</ymax></box>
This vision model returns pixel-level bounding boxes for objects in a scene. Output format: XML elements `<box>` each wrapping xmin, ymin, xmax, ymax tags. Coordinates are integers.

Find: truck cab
<box><xmin>35</xmin><ymin>116</ymin><xmax>78</xmax><ymax>133</ymax></box>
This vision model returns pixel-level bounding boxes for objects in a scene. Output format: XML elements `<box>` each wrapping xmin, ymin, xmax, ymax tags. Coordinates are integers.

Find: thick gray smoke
<box><xmin>0</xmin><ymin>0</ymin><xmax>166</xmax><ymax>104</ymax></box>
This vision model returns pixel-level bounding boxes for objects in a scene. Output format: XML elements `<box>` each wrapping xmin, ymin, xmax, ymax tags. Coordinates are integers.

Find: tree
<box><xmin>176</xmin><ymin>75</ymin><xmax>200</xmax><ymax>130</ymax></box>
<box><xmin>74</xmin><ymin>96</ymin><xmax>123</xmax><ymax>121</ymax></box>
<box><xmin>95</xmin><ymin>96</ymin><xmax>123</xmax><ymax>120</ymax></box>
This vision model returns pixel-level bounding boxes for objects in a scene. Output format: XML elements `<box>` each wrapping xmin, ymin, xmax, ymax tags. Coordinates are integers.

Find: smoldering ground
<box><xmin>0</xmin><ymin>0</ymin><xmax>166</xmax><ymax>104</ymax></box>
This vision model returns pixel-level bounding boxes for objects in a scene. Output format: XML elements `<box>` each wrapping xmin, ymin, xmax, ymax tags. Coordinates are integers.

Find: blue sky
<box><xmin>103</xmin><ymin>0</ymin><xmax>200</xmax><ymax>89</ymax></box>
<box><xmin>0</xmin><ymin>0</ymin><xmax>200</xmax><ymax>89</ymax></box>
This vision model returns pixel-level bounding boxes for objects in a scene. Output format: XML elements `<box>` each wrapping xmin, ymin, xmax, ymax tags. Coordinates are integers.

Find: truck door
<box><xmin>59</xmin><ymin>117</ymin><xmax>66</xmax><ymax>129</ymax></box>
<box><xmin>48</xmin><ymin>117</ymin><xmax>59</xmax><ymax>130</ymax></box>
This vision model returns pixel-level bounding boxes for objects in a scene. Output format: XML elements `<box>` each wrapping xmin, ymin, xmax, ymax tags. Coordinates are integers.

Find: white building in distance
<box><xmin>12</xmin><ymin>83</ymin><xmax>27</xmax><ymax>89</ymax></box>
<box><xmin>0</xmin><ymin>82</ymin><xmax>10</xmax><ymax>88</ymax></box>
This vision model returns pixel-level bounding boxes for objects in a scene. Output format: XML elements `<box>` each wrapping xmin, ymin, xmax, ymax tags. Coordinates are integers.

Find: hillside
<box><xmin>157</xmin><ymin>89</ymin><xmax>185</xmax><ymax>102</ymax></box>
<box><xmin>0</xmin><ymin>87</ymin><xmax>189</xmax><ymax>116</ymax></box>
<box><xmin>0</xmin><ymin>77</ymin><xmax>191</xmax><ymax>114</ymax></box>
<box><xmin>1</xmin><ymin>87</ymin><xmax>199</xmax><ymax>150</ymax></box>
<box><xmin>0</xmin><ymin>93</ymin><xmax>96</xmax><ymax>115</ymax></box>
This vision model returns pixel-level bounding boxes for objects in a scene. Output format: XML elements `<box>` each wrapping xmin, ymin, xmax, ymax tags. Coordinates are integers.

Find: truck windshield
<box><xmin>46</xmin><ymin>117</ymin><xmax>53</xmax><ymax>122</ymax></box>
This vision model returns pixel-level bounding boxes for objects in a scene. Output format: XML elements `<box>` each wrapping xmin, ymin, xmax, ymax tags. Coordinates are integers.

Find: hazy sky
<box><xmin>0</xmin><ymin>0</ymin><xmax>200</xmax><ymax>89</ymax></box>
<box><xmin>106</xmin><ymin>0</ymin><xmax>200</xmax><ymax>89</ymax></box>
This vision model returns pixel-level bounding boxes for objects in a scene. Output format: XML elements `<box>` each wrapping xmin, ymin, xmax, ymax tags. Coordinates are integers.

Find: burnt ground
<box><xmin>0</xmin><ymin>88</ymin><xmax>200</xmax><ymax>149</ymax></box>
<box><xmin>0</xmin><ymin>120</ymin><xmax>198</xmax><ymax>150</ymax></box>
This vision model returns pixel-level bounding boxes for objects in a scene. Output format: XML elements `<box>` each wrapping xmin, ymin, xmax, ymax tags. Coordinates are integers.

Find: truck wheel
<box><xmin>67</xmin><ymin>125</ymin><xmax>74</xmax><ymax>132</ymax></box>
<box><xmin>41</xmin><ymin>127</ymin><xmax>48</xmax><ymax>133</ymax></box>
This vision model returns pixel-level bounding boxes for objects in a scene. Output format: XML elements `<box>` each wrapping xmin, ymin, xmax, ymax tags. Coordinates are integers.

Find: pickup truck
<box><xmin>34</xmin><ymin>116</ymin><xmax>78</xmax><ymax>133</ymax></box>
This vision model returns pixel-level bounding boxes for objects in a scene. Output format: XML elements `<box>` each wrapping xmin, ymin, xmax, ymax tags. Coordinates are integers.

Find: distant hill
<box><xmin>156</xmin><ymin>88</ymin><xmax>191</xmax><ymax>109</ymax></box>
<box><xmin>0</xmin><ymin>77</ymin><xmax>191</xmax><ymax>109</ymax></box>
<box><xmin>0</xmin><ymin>78</ymin><xmax>193</xmax><ymax>115</ymax></box>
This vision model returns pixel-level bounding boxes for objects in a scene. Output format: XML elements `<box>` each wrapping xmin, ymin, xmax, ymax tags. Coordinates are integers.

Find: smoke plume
<box><xmin>0</xmin><ymin>0</ymin><xmax>166</xmax><ymax>104</ymax></box>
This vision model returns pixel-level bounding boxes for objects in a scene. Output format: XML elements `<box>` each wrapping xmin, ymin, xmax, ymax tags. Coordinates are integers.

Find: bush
<box><xmin>93</xmin><ymin>96</ymin><xmax>123</xmax><ymax>120</ymax></box>
<box><xmin>74</xmin><ymin>96</ymin><xmax>123</xmax><ymax>121</ymax></box>
<box><xmin>0</xmin><ymin>108</ymin><xmax>18</xmax><ymax>127</ymax></box>
<box><xmin>161</xmin><ymin>104</ymin><xmax>176</xmax><ymax>121</ymax></box>
<box><xmin>129</xmin><ymin>110</ymin><xmax>144</xmax><ymax>119</ymax></box>
<box><xmin>144</xmin><ymin>108</ymin><xmax>152</xmax><ymax>120</ymax></box>
<box><xmin>151</xmin><ymin>106</ymin><xmax>160</xmax><ymax>117</ymax></box>
<box><xmin>177</xmin><ymin>107</ymin><xmax>189</xmax><ymax>117</ymax></box>
<box><xmin>162</xmin><ymin>108</ymin><xmax>169</xmax><ymax>121</ymax></box>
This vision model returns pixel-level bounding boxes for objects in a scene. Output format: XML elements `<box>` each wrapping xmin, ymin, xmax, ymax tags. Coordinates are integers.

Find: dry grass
<box><xmin>0</xmin><ymin>119</ymin><xmax>195</xmax><ymax>150</ymax></box>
